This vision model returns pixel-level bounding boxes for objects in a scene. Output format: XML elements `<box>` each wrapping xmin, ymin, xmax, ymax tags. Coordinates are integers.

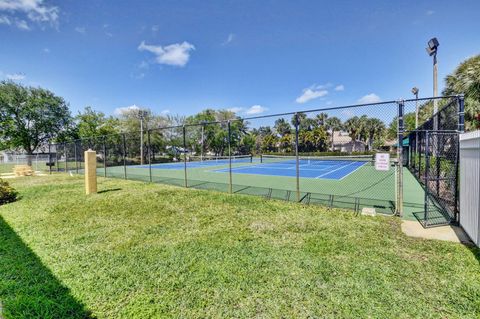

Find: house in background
<box><xmin>331</xmin><ymin>131</ymin><xmax>366</xmax><ymax>153</ymax></box>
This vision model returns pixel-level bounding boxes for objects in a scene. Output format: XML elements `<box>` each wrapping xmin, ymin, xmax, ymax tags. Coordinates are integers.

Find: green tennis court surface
<box><xmin>81</xmin><ymin>157</ymin><xmax>432</xmax><ymax>219</ymax></box>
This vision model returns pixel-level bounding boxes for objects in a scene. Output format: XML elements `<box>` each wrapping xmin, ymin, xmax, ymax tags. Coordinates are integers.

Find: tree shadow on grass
<box><xmin>0</xmin><ymin>216</ymin><xmax>94</xmax><ymax>319</ymax></box>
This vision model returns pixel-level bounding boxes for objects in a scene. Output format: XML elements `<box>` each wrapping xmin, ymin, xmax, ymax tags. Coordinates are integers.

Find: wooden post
<box><xmin>85</xmin><ymin>149</ymin><xmax>97</xmax><ymax>194</ymax></box>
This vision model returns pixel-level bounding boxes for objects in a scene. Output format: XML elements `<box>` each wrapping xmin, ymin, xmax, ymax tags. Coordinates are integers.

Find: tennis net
<box><xmin>188</xmin><ymin>155</ymin><xmax>253</xmax><ymax>164</ymax></box>
<box><xmin>260</xmin><ymin>154</ymin><xmax>375</xmax><ymax>166</ymax></box>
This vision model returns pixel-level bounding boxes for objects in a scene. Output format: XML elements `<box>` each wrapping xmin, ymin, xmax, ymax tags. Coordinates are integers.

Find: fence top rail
<box><xmin>50</xmin><ymin>95</ymin><xmax>462</xmax><ymax>146</ymax></box>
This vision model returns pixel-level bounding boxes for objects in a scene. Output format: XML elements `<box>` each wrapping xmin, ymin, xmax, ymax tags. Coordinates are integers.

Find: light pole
<box><xmin>426</xmin><ymin>37</ymin><xmax>439</xmax><ymax>128</ymax></box>
<box><xmin>138</xmin><ymin>109</ymin><xmax>148</xmax><ymax>165</ymax></box>
<box><xmin>411</xmin><ymin>87</ymin><xmax>419</xmax><ymax>128</ymax></box>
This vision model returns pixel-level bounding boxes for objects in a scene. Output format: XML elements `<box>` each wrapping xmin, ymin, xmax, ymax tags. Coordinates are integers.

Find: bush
<box><xmin>0</xmin><ymin>179</ymin><xmax>18</xmax><ymax>205</ymax></box>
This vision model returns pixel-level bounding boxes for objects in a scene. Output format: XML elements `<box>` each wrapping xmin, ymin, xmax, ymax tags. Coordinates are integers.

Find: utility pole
<box><xmin>426</xmin><ymin>37</ymin><xmax>439</xmax><ymax>128</ymax></box>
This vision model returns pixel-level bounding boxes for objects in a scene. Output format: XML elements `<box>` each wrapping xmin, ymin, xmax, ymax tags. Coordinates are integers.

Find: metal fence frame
<box><xmin>48</xmin><ymin>95</ymin><xmax>462</xmax><ymax>218</ymax></box>
<box><xmin>405</xmin><ymin>95</ymin><xmax>464</xmax><ymax>227</ymax></box>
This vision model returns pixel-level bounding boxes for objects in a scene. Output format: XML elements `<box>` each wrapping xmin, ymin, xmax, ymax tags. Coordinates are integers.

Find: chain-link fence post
<box><xmin>48</xmin><ymin>143</ymin><xmax>52</xmax><ymax>175</ymax></box>
<box><xmin>183</xmin><ymin>125</ymin><xmax>188</xmax><ymax>188</ymax></box>
<box><xmin>454</xmin><ymin>94</ymin><xmax>465</xmax><ymax>222</ymax></box>
<box><xmin>147</xmin><ymin>129</ymin><xmax>152</xmax><ymax>182</ymax></box>
<box><xmin>294</xmin><ymin>112</ymin><xmax>300</xmax><ymax>202</ymax></box>
<box><xmin>64</xmin><ymin>143</ymin><xmax>68</xmax><ymax>172</ymax></box>
<box><xmin>55</xmin><ymin>144</ymin><xmax>59</xmax><ymax>172</ymax></box>
<box><xmin>458</xmin><ymin>95</ymin><xmax>465</xmax><ymax>133</ymax></box>
<box><xmin>74</xmin><ymin>141</ymin><xmax>78</xmax><ymax>174</ymax></box>
<box><xmin>103</xmin><ymin>136</ymin><xmax>107</xmax><ymax>177</ymax></box>
<box><xmin>227</xmin><ymin>121</ymin><xmax>233</xmax><ymax>194</ymax></box>
<box><xmin>424</xmin><ymin>131</ymin><xmax>430</xmax><ymax>226</ymax></box>
<box><xmin>122</xmin><ymin>133</ymin><xmax>127</xmax><ymax>179</ymax></box>
<box><xmin>397</xmin><ymin>101</ymin><xmax>404</xmax><ymax>217</ymax></box>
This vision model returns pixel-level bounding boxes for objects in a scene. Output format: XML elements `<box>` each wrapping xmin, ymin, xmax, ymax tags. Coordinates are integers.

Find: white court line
<box><xmin>314</xmin><ymin>161</ymin><xmax>357</xmax><ymax>179</ymax></box>
<box><xmin>337</xmin><ymin>161</ymin><xmax>369</xmax><ymax>180</ymax></box>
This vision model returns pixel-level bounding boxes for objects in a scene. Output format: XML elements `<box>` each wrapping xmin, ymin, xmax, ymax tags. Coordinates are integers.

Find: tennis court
<box><xmin>95</xmin><ymin>154</ymin><xmax>426</xmax><ymax>216</ymax></box>
<box><xmin>215</xmin><ymin>155</ymin><xmax>369</xmax><ymax>180</ymax></box>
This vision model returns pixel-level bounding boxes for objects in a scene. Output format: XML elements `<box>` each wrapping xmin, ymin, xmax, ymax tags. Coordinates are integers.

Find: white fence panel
<box><xmin>459</xmin><ymin>130</ymin><xmax>480</xmax><ymax>247</ymax></box>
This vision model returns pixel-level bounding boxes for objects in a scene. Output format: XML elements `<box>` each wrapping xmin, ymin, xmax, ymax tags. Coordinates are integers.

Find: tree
<box><xmin>0</xmin><ymin>81</ymin><xmax>72</xmax><ymax>157</ymax></box>
<box><xmin>274</xmin><ymin>118</ymin><xmax>292</xmax><ymax>136</ymax></box>
<box><xmin>364</xmin><ymin>118</ymin><xmax>386</xmax><ymax>150</ymax></box>
<box><xmin>343</xmin><ymin>116</ymin><xmax>361</xmax><ymax>151</ymax></box>
<box><xmin>325</xmin><ymin>117</ymin><xmax>342</xmax><ymax>151</ymax></box>
<box><xmin>387</xmin><ymin>113</ymin><xmax>416</xmax><ymax>140</ymax></box>
<box><xmin>76</xmin><ymin>106</ymin><xmax>119</xmax><ymax>139</ymax></box>
<box><xmin>316</xmin><ymin>112</ymin><xmax>328</xmax><ymax>127</ymax></box>
<box><xmin>443</xmin><ymin>54</ymin><xmax>480</xmax><ymax>129</ymax></box>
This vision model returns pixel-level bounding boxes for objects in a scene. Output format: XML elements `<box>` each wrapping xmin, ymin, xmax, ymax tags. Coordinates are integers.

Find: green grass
<box><xmin>98</xmin><ymin>159</ymin><xmax>410</xmax><ymax>215</ymax></box>
<box><xmin>1</xmin><ymin>175</ymin><xmax>479</xmax><ymax>318</ymax></box>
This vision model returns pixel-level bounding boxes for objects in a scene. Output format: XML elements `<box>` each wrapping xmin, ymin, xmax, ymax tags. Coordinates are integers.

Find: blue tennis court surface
<box><xmin>137</xmin><ymin>157</ymin><xmax>251</xmax><ymax>170</ymax></box>
<box><xmin>214</xmin><ymin>159</ymin><xmax>368</xmax><ymax>180</ymax></box>
<box><xmin>136</xmin><ymin>157</ymin><xmax>369</xmax><ymax>180</ymax></box>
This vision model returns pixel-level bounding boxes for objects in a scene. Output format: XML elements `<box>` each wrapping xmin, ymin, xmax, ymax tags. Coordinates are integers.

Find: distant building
<box><xmin>331</xmin><ymin>131</ymin><xmax>366</xmax><ymax>152</ymax></box>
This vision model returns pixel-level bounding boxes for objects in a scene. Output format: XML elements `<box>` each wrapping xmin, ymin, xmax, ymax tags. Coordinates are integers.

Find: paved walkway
<box><xmin>401</xmin><ymin>220</ymin><xmax>472</xmax><ymax>243</ymax></box>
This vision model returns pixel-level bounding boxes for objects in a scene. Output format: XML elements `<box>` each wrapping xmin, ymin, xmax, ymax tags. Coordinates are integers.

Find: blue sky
<box><xmin>0</xmin><ymin>0</ymin><xmax>479</xmax><ymax>118</ymax></box>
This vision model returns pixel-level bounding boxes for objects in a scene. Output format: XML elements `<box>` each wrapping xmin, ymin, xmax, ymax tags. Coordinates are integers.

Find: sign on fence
<box><xmin>375</xmin><ymin>153</ymin><xmax>390</xmax><ymax>171</ymax></box>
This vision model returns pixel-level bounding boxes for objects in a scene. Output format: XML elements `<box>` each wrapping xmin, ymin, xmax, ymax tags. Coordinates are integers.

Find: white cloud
<box><xmin>15</xmin><ymin>18</ymin><xmax>29</xmax><ymax>30</ymax></box>
<box><xmin>0</xmin><ymin>0</ymin><xmax>59</xmax><ymax>28</ymax></box>
<box><xmin>227</xmin><ymin>107</ymin><xmax>243</xmax><ymax>113</ymax></box>
<box><xmin>42</xmin><ymin>47</ymin><xmax>49</xmax><ymax>53</ymax></box>
<box><xmin>160</xmin><ymin>109</ymin><xmax>170</xmax><ymax>115</ymax></box>
<box><xmin>114</xmin><ymin>104</ymin><xmax>141</xmax><ymax>115</ymax></box>
<box><xmin>151</xmin><ymin>25</ymin><xmax>159</xmax><ymax>32</ymax></box>
<box><xmin>357</xmin><ymin>93</ymin><xmax>382</xmax><ymax>104</ymax></box>
<box><xmin>222</xmin><ymin>33</ymin><xmax>235</xmax><ymax>45</ymax></box>
<box><xmin>138</xmin><ymin>41</ymin><xmax>195</xmax><ymax>67</ymax></box>
<box><xmin>296</xmin><ymin>85</ymin><xmax>328</xmax><ymax>104</ymax></box>
<box><xmin>334</xmin><ymin>84</ymin><xmax>344</xmax><ymax>91</ymax></box>
<box><xmin>75</xmin><ymin>26</ymin><xmax>86</xmax><ymax>34</ymax></box>
<box><xmin>6</xmin><ymin>72</ymin><xmax>26</xmax><ymax>81</ymax></box>
<box><xmin>426</xmin><ymin>10</ymin><xmax>434</xmax><ymax>15</ymax></box>
<box><xmin>245</xmin><ymin>105</ymin><xmax>267</xmax><ymax>115</ymax></box>
<box><xmin>0</xmin><ymin>15</ymin><xmax>11</xmax><ymax>25</ymax></box>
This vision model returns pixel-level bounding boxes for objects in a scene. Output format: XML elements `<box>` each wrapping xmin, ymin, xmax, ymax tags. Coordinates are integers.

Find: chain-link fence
<box><xmin>0</xmin><ymin>154</ymin><xmax>51</xmax><ymax>174</ymax></box>
<box><xmin>404</xmin><ymin>96</ymin><xmax>464</xmax><ymax>227</ymax></box>
<box><xmin>49</xmin><ymin>96</ymin><xmax>463</xmax><ymax>219</ymax></box>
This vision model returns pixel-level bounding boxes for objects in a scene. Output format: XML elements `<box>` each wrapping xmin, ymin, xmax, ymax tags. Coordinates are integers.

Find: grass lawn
<box><xmin>0</xmin><ymin>175</ymin><xmax>479</xmax><ymax>318</ymax></box>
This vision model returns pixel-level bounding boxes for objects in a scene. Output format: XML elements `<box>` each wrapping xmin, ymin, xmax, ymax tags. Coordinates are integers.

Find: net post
<box><xmin>183</xmin><ymin>125</ymin><xmax>188</xmax><ymax>188</ymax></box>
<box><xmin>147</xmin><ymin>129</ymin><xmax>152</xmax><ymax>183</ymax></box>
<box><xmin>122</xmin><ymin>133</ymin><xmax>127</xmax><ymax>179</ymax></box>
<box><xmin>294</xmin><ymin>113</ymin><xmax>300</xmax><ymax>202</ymax></box>
<box><xmin>396</xmin><ymin>100</ymin><xmax>404</xmax><ymax>217</ymax></box>
<box><xmin>103</xmin><ymin>136</ymin><xmax>107</xmax><ymax>178</ymax></box>
<box><xmin>227</xmin><ymin>121</ymin><xmax>233</xmax><ymax>194</ymax></box>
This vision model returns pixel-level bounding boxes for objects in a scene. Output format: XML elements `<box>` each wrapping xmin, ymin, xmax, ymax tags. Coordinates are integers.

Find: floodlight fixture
<box><xmin>426</xmin><ymin>37</ymin><xmax>439</xmax><ymax>56</ymax></box>
<box><xmin>411</xmin><ymin>87</ymin><xmax>419</xmax><ymax>96</ymax></box>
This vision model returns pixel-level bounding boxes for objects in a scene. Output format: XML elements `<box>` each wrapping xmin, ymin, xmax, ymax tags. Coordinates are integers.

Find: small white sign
<box><xmin>375</xmin><ymin>153</ymin><xmax>390</xmax><ymax>171</ymax></box>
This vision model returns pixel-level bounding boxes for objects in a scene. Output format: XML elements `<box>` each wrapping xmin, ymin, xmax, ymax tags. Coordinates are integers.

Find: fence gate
<box><xmin>405</xmin><ymin>95</ymin><xmax>464</xmax><ymax>227</ymax></box>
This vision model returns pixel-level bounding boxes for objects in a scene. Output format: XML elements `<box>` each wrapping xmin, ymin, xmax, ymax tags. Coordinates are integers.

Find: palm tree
<box><xmin>343</xmin><ymin>116</ymin><xmax>360</xmax><ymax>152</ymax></box>
<box><xmin>316</xmin><ymin>112</ymin><xmax>328</xmax><ymax>127</ymax></box>
<box><xmin>365</xmin><ymin>118</ymin><xmax>386</xmax><ymax>150</ymax></box>
<box><xmin>443</xmin><ymin>54</ymin><xmax>480</xmax><ymax>129</ymax></box>
<box><xmin>325</xmin><ymin>117</ymin><xmax>342</xmax><ymax>151</ymax></box>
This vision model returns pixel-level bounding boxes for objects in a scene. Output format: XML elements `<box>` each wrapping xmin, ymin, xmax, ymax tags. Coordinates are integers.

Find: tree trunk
<box><xmin>331</xmin><ymin>130</ymin><xmax>335</xmax><ymax>152</ymax></box>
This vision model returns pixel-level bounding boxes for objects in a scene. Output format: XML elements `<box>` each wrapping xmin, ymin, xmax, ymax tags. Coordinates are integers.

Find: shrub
<box><xmin>0</xmin><ymin>179</ymin><xmax>17</xmax><ymax>205</ymax></box>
